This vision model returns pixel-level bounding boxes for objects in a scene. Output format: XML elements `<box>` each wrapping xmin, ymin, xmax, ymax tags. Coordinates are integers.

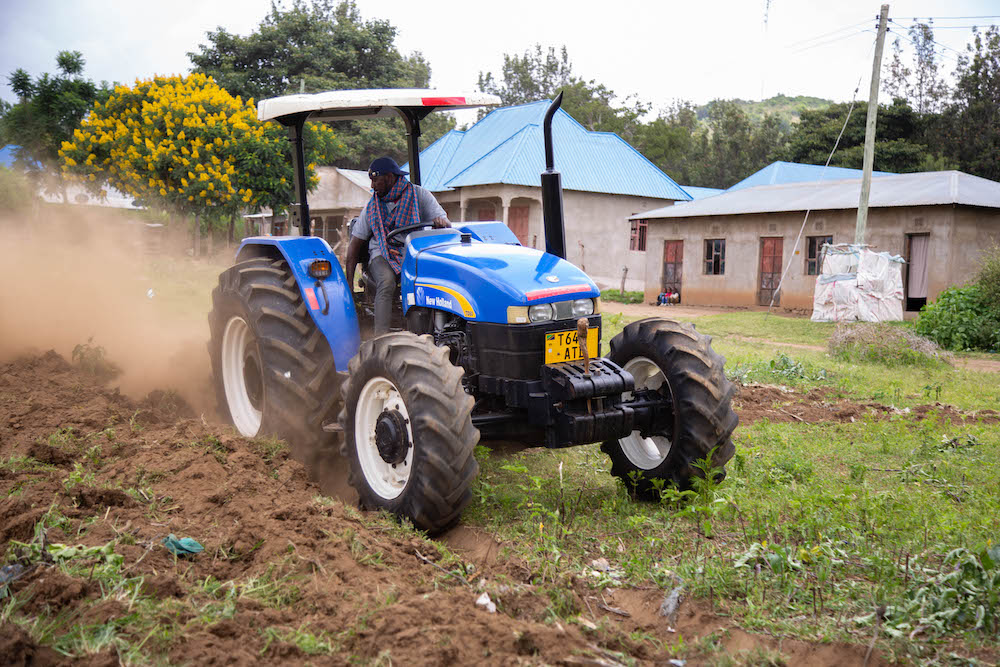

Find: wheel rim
<box><xmin>355</xmin><ymin>376</ymin><xmax>413</xmax><ymax>500</ymax></box>
<box><xmin>221</xmin><ymin>316</ymin><xmax>263</xmax><ymax>437</ymax></box>
<box><xmin>619</xmin><ymin>356</ymin><xmax>672</xmax><ymax>469</ymax></box>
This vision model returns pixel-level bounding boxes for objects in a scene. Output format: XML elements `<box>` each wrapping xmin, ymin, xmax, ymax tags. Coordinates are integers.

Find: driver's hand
<box><xmin>432</xmin><ymin>215</ymin><xmax>450</xmax><ymax>229</ymax></box>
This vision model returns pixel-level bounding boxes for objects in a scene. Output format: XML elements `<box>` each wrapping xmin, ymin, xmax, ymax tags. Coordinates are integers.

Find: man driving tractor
<box><xmin>344</xmin><ymin>156</ymin><xmax>450</xmax><ymax>335</ymax></box>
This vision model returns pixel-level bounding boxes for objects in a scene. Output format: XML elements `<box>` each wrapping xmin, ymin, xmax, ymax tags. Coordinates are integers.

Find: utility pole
<box><xmin>855</xmin><ymin>4</ymin><xmax>890</xmax><ymax>245</ymax></box>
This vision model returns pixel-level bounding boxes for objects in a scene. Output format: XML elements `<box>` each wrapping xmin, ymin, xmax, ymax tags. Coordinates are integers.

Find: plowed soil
<box><xmin>5</xmin><ymin>350</ymin><xmax>970</xmax><ymax>665</ymax></box>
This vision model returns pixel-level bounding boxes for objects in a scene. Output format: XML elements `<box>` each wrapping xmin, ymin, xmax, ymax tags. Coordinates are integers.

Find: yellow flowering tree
<box><xmin>59</xmin><ymin>73</ymin><xmax>341</xmax><ymax>225</ymax></box>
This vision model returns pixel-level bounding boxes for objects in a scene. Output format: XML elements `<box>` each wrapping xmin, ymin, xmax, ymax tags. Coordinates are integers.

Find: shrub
<box><xmin>913</xmin><ymin>284</ymin><xmax>1000</xmax><ymax>352</ymax></box>
<box><xmin>830</xmin><ymin>322</ymin><xmax>953</xmax><ymax>366</ymax></box>
<box><xmin>600</xmin><ymin>289</ymin><xmax>643</xmax><ymax>304</ymax></box>
<box><xmin>976</xmin><ymin>245</ymin><xmax>1000</xmax><ymax>319</ymax></box>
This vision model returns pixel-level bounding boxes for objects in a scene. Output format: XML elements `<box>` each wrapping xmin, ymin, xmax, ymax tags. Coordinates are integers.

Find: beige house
<box><xmin>630</xmin><ymin>171</ymin><xmax>1000</xmax><ymax>312</ymax></box>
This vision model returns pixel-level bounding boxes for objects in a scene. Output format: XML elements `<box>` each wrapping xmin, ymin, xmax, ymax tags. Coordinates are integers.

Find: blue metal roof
<box><xmin>407</xmin><ymin>101</ymin><xmax>690</xmax><ymax>201</ymax></box>
<box><xmin>678</xmin><ymin>185</ymin><xmax>724</xmax><ymax>200</ymax></box>
<box><xmin>0</xmin><ymin>145</ymin><xmax>18</xmax><ymax>169</ymax></box>
<box><xmin>727</xmin><ymin>161</ymin><xmax>894</xmax><ymax>191</ymax></box>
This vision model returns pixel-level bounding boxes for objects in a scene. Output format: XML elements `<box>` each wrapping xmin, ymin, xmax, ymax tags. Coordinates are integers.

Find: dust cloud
<box><xmin>0</xmin><ymin>209</ymin><xmax>222</xmax><ymax>416</ymax></box>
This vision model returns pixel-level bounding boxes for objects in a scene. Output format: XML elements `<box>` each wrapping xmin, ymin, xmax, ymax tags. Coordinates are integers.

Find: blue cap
<box><xmin>368</xmin><ymin>157</ymin><xmax>408</xmax><ymax>177</ymax></box>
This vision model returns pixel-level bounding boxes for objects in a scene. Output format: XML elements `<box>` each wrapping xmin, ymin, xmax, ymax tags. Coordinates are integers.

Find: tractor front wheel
<box><xmin>601</xmin><ymin>318</ymin><xmax>738</xmax><ymax>499</ymax></box>
<box><xmin>339</xmin><ymin>332</ymin><xmax>479</xmax><ymax>534</ymax></box>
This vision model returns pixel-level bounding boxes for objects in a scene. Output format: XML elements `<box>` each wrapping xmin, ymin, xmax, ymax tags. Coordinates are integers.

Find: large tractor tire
<box><xmin>339</xmin><ymin>332</ymin><xmax>479</xmax><ymax>534</ymax></box>
<box><xmin>601</xmin><ymin>318</ymin><xmax>738</xmax><ymax>500</ymax></box>
<box><xmin>208</xmin><ymin>256</ymin><xmax>341</xmax><ymax>466</ymax></box>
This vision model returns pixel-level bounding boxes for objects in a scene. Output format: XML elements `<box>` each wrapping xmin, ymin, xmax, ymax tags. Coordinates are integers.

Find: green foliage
<box><xmin>913</xmin><ymin>284</ymin><xmax>1000</xmax><ymax>352</ymax></box>
<box><xmin>71</xmin><ymin>337</ymin><xmax>121</xmax><ymax>381</ymax></box>
<box><xmin>829</xmin><ymin>322</ymin><xmax>951</xmax><ymax>368</ymax></box>
<box><xmin>1</xmin><ymin>51</ymin><xmax>109</xmax><ymax>199</ymax></box>
<box><xmin>600</xmin><ymin>288</ymin><xmax>643</xmax><ymax>304</ymax></box>
<box><xmin>782</xmin><ymin>99</ymin><xmax>932</xmax><ymax>173</ymax></box>
<box><xmin>728</xmin><ymin>352</ymin><xmax>830</xmax><ymax>384</ymax></box>
<box><xmin>0</xmin><ymin>166</ymin><xmax>34</xmax><ymax>212</ymax></box>
<box><xmin>975</xmin><ymin>245</ymin><xmax>1000</xmax><ymax>315</ymax></box>
<box><xmin>870</xmin><ymin>545</ymin><xmax>1000</xmax><ymax>639</ymax></box>
<box><xmin>477</xmin><ymin>44</ymin><xmax>648</xmax><ymax>142</ymax></box>
<box><xmin>187</xmin><ymin>0</ymin><xmax>451</xmax><ymax>168</ymax></box>
<box><xmin>945</xmin><ymin>26</ymin><xmax>1000</xmax><ymax>182</ymax></box>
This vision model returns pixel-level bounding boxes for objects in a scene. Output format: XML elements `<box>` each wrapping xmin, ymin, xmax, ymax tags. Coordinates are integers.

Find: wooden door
<box><xmin>661</xmin><ymin>240</ymin><xmax>683</xmax><ymax>296</ymax></box>
<box><xmin>759</xmin><ymin>237</ymin><xmax>783</xmax><ymax>306</ymax></box>
<box><xmin>508</xmin><ymin>206</ymin><xmax>529</xmax><ymax>245</ymax></box>
<box><xmin>477</xmin><ymin>207</ymin><xmax>494</xmax><ymax>221</ymax></box>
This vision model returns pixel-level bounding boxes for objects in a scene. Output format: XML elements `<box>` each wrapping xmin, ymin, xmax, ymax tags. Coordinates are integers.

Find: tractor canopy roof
<box><xmin>257</xmin><ymin>89</ymin><xmax>500</xmax><ymax>125</ymax></box>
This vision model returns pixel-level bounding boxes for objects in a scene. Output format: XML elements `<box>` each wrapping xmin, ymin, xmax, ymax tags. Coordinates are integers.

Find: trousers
<box><xmin>368</xmin><ymin>254</ymin><xmax>398</xmax><ymax>336</ymax></box>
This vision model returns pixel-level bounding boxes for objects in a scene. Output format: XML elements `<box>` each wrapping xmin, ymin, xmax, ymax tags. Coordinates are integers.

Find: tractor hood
<box><xmin>400</xmin><ymin>229</ymin><xmax>599</xmax><ymax>324</ymax></box>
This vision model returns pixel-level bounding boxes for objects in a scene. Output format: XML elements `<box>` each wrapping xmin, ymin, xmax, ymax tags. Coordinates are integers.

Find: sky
<box><xmin>1</xmin><ymin>0</ymin><xmax>997</xmax><ymax>121</ymax></box>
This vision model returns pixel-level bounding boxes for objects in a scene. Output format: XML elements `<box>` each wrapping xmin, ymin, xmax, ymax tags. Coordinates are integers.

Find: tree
<box><xmin>58</xmin><ymin>73</ymin><xmax>341</xmax><ymax>225</ymax></box>
<box><xmin>945</xmin><ymin>26</ymin><xmax>1000</xmax><ymax>181</ymax></box>
<box><xmin>782</xmin><ymin>99</ymin><xmax>935</xmax><ymax>173</ymax></box>
<box><xmin>0</xmin><ymin>51</ymin><xmax>108</xmax><ymax>200</ymax></box>
<box><xmin>188</xmin><ymin>0</ymin><xmax>452</xmax><ymax>169</ymax></box>
<box><xmin>633</xmin><ymin>101</ymin><xmax>702</xmax><ymax>184</ymax></box>
<box><xmin>477</xmin><ymin>44</ymin><xmax>648</xmax><ymax>140</ymax></box>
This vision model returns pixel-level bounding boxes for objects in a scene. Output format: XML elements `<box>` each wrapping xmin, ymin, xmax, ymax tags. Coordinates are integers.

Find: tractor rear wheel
<box><xmin>601</xmin><ymin>318</ymin><xmax>737</xmax><ymax>500</ymax></box>
<box><xmin>339</xmin><ymin>332</ymin><xmax>479</xmax><ymax>534</ymax></box>
<box><xmin>208</xmin><ymin>256</ymin><xmax>341</xmax><ymax>466</ymax></box>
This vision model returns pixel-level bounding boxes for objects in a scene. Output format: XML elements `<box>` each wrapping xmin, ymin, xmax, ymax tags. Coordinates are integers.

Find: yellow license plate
<box><xmin>544</xmin><ymin>328</ymin><xmax>598</xmax><ymax>364</ymax></box>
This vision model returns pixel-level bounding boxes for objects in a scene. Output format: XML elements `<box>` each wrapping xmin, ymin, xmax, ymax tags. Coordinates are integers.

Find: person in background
<box><xmin>344</xmin><ymin>157</ymin><xmax>450</xmax><ymax>335</ymax></box>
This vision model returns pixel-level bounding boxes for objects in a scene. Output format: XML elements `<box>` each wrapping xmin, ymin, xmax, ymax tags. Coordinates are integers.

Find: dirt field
<box><xmin>0</xmin><ymin>349</ymin><xmax>916</xmax><ymax>666</ymax></box>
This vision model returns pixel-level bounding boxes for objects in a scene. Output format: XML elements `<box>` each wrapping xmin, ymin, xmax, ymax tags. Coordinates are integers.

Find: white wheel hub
<box><xmin>221</xmin><ymin>316</ymin><xmax>263</xmax><ymax>437</ymax></box>
<box><xmin>355</xmin><ymin>376</ymin><xmax>413</xmax><ymax>500</ymax></box>
<box><xmin>619</xmin><ymin>356</ymin><xmax>672</xmax><ymax>469</ymax></box>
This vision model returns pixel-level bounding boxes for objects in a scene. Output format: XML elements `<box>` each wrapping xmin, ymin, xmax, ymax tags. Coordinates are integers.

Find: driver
<box><xmin>344</xmin><ymin>156</ymin><xmax>451</xmax><ymax>335</ymax></box>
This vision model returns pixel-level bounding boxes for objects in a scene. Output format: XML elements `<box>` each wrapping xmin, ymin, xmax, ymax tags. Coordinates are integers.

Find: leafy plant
<box><xmin>71</xmin><ymin>338</ymin><xmax>121</xmax><ymax>381</ymax></box>
<box><xmin>913</xmin><ymin>284</ymin><xmax>1000</xmax><ymax>352</ymax></box>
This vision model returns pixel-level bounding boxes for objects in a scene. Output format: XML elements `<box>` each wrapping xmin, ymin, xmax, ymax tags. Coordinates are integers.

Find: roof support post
<box><xmin>283</xmin><ymin>113</ymin><xmax>312</xmax><ymax>237</ymax></box>
<box><xmin>398</xmin><ymin>109</ymin><xmax>423</xmax><ymax>186</ymax></box>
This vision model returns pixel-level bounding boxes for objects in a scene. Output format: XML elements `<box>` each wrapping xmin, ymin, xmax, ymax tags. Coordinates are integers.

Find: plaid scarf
<box><xmin>365</xmin><ymin>176</ymin><xmax>419</xmax><ymax>273</ymax></box>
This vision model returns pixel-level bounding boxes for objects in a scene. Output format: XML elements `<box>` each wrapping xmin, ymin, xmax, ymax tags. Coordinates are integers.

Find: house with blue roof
<box><xmin>397</xmin><ymin>100</ymin><xmax>691</xmax><ymax>289</ymax></box>
<box><xmin>726</xmin><ymin>161</ymin><xmax>893</xmax><ymax>192</ymax></box>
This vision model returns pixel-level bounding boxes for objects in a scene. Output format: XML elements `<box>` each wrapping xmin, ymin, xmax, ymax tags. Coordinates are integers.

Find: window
<box><xmin>806</xmin><ymin>235</ymin><xmax>833</xmax><ymax>275</ymax></box>
<box><xmin>704</xmin><ymin>239</ymin><xmax>725</xmax><ymax>275</ymax></box>
<box><xmin>629</xmin><ymin>220</ymin><xmax>647</xmax><ymax>252</ymax></box>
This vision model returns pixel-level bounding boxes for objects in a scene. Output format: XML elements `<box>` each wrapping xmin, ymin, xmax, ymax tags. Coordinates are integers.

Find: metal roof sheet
<box><xmin>410</xmin><ymin>100</ymin><xmax>689</xmax><ymax>200</ymax></box>
<box><xmin>632</xmin><ymin>171</ymin><xmax>1000</xmax><ymax>219</ymax></box>
<box><xmin>727</xmin><ymin>161</ymin><xmax>894</xmax><ymax>191</ymax></box>
<box><xmin>337</xmin><ymin>168</ymin><xmax>371</xmax><ymax>191</ymax></box>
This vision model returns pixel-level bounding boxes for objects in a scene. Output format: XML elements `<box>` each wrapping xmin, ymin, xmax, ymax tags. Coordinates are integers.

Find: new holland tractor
<box><xmin>209</xmin><ymin>89</ymin><xmax>738</xmax><ymax>534</ymax></box>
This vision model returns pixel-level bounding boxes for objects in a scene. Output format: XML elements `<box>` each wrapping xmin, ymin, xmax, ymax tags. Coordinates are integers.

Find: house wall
<box><xmin>436</xmin><ymin>185</ymin><xmax>674</xmax><ymax>291</ymax></box>
<box><xmin>642</xmin><ymin>205</ymin><xmax>995</xmax><ymax>310</ymax></box>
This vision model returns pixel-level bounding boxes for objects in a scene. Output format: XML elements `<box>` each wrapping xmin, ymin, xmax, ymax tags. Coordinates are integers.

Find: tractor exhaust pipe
<box><xmin>541</xmin><ymin>93</ymin><xmax>566</xmax><ymax>259</ymax></box>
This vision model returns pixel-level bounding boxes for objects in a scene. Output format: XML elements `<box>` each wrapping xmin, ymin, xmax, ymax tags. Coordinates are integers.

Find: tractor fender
<box><xmin>235</xmin><ymin>237</ymin><xmax>361</xmax><ymax>372</ymax></box>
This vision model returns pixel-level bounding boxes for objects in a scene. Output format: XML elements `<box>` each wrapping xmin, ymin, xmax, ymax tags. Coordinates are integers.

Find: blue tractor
<box><xmin>208</xmin><ymin>89</ymin><xmax>738</xmax><ymax>534</ymax></box>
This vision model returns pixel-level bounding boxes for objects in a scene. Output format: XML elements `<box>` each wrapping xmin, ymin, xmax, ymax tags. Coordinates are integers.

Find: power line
<box><xmin>887</xmin><ymin>19</ymin><xmax>966</xmax><ymax>58</ymax></box>
<box><xmin>786</xmin><ymin>19</ymin><xmax>876</xmax><ymax>48</ymax></box>
<box><xmin>886</xmin><ymin>28</ymin><xmax>963</xmax><ymax>65</ymax></box>
<box><xmin>789</xmin><ymin>29</ymin><xmax>875</xmax><ymax>54</ymax></box>
<box><xmin>903</xmin><ymin>15</ymin><xmax>1000</xmax><ymax>20</ymax></box>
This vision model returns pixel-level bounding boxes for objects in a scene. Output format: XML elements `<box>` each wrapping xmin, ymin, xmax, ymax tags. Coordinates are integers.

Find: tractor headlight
<box><xmin>528</xmin><ymin>303</ymin><xmax>554</xmax><ymax>322</ymax></box>
<box><xmin>572</xmin><ymin>298</ymin><xmax>595</xmax><ymax>317</ymax></box>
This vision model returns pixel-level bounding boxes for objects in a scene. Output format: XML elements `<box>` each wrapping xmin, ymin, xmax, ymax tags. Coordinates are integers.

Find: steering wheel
<box><xmin>386</xmin><ymin>222</ymin><xmax>433</xmax><ymax>244</ymax></box>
